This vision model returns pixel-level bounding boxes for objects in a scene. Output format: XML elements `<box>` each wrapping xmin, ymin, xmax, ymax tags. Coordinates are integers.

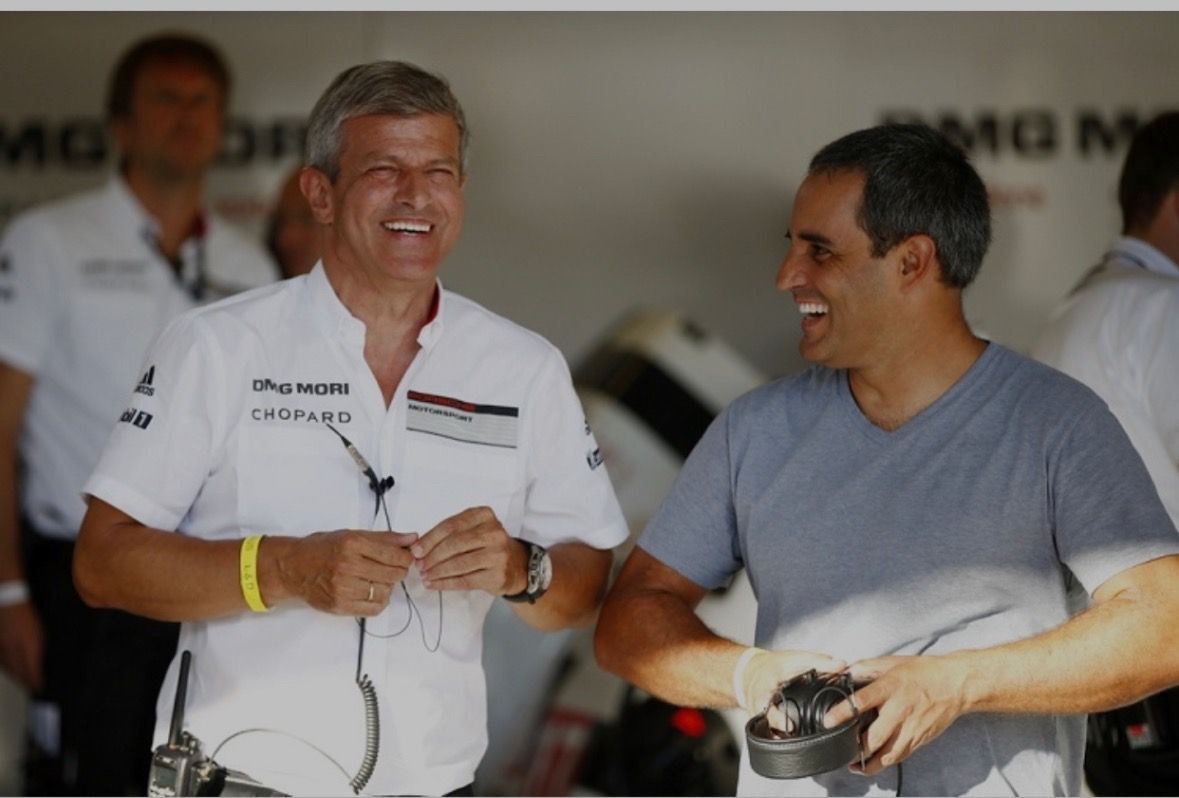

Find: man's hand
<box><xmin>823</xmin><ymin>655</ymin><xmax>968</xmax><ymax>775</ymax></box>
<box><xmin>412</xmin><ymin>506</ymin><xmax>526</xmax><ymax>596</ymax></box>
<box><xmin>742</xmin><ymin>648</ymin><xmax>847</xmax><ymax>716</ymax></box>
<box><xmin>270</xmin><ymin>530</ymin><xmax>418</xmax><ymax>616</ymax></box>
<box><xmin>0</xmin><ymin>601</ymin><xmax>43</xmax><ymax>691</ymax></box>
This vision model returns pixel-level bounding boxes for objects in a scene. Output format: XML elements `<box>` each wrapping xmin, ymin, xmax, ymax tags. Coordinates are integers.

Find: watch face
<box><xmin>528</xmin><ymin>544</ymin><xmax>553</xmax><ymax>595</ymax></box>
<box><xmin>535</xmin><ymin>548</ymin><xmax>553</xmax><ymax>592</ymax></box>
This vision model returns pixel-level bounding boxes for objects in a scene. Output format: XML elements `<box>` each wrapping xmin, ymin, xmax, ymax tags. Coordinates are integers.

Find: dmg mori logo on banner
<box><xmin>0</xmin><ymin>116</ymin><xmax>307</xmax><ymax>171</ymax></box>
<box><xmin>879</xmin><ymin>108</ymin><xmax>1176</xmax><ymax>159</ymax></box>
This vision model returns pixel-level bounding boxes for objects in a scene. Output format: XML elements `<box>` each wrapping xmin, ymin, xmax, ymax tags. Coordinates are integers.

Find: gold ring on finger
<box><xmin>367</xmin><ymin>581</ymin><xmax>375</xmax><ymax>602</ymax></box>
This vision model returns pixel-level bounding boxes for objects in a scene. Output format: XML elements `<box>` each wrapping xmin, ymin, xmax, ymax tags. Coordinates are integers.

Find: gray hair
<box><xmin>305</xmin><ymin>60</ymin><xmax>469</xmax><ymax>181</ymax></box>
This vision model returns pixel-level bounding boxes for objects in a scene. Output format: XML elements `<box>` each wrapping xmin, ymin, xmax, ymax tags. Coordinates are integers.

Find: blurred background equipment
<box><xmin>478</xmin><ymin>309</ymin><xmax>762</xmax><ymax>795</ymax></box>
<box><xmin>1084</xmin><ymin>687</ymin><xmax>1179</xmax><ymax>796</ymax></box>
<box><xmin>575</xmin><ymin>687</ymin><xmax>740</xmax><ymax>797</ymax></box>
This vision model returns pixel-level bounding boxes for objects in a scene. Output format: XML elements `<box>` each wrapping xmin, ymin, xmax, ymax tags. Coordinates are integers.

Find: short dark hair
<box><xmin>106</xmin><ymin>32</ymin><xmax>231</xmax><ymax>120</ymax></box>
<box><xmin>1118</xmin><ymin>112</ymin><xmax>1179</xmax><ymax>234</ymax></box>
<box><xmin>306</xmin><ymin>60</ymin><xmax>469</xmax><ymax>182</ymax></box>
<box><xmin>808</xmin><ymin>124</ymin><xmax>992</xmax><ymax>289</ymax></box>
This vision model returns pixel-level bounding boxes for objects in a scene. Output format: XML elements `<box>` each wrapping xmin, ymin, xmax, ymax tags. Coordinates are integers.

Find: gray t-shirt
<box><xmin>640</xmin><ymin>343</ymin><xmax>1179</xmax><ymax>797</ymax></box>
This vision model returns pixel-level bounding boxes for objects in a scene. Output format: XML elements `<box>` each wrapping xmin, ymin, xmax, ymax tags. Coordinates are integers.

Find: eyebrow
<box><xmin>359</xmin><ymin>154</ymin><xmax>460</xmax><ymax>169</ymax></box>
<box><xmin>785</xmin><ymin>230</ymin><xmax>834</xmax><ymax>247</ymax></box>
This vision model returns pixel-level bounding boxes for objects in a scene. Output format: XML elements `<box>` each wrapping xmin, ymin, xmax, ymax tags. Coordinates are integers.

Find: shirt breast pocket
<box><xmin>236</xmin><ymin>425</ymin><xmax>362</xmax><ymax>535</ymax></box>
<box><xmin>394</xmin><ymin>431</ymin><xmax>521</xmax><ymax>534</ymax></box>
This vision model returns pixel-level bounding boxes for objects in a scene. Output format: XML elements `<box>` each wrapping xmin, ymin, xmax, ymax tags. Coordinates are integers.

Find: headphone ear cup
<box><xmin>811</xmin><ymin>690</ymin><xmax>844</xmax><ymax>731</ymax></box>
<box><xmin>781</xmin><ymin>697</ymin><xmax>802</xmax><ymax>736</ymax></box>
<box><xmin>777</xmin><ymin>674</ymin><xmax>814</xmax><ymax>736</ymax></box>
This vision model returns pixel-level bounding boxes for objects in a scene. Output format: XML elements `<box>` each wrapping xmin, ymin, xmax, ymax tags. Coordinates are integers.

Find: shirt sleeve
<box><xmin>83</xmin><ymin>312</ymin><xmax>224</xmax><ymax>532</ymax></box>
<box><xmin>0</xmin><ymin>214</ymin><xmax>68</xmax><ymax>375</ymax></box>
<box><xmin>1140</xmin><ymin>288</ymin><xmax>1179</xmax><ymax>526</ymax></box>
<box><xmin>637</xmin><ymin>406</ymin><xmax>743</xmax><ymax>591</ymax></box>
<box><xmin>1102</xmin><ymin>392</ymin><xmax>1179</xmax><ymax>529</ymax></box>
<box><xmin>520</xmin><ymin>347</ymin><xmax>628</xmax><ymax>550</ymax></box>
<box><xmin>1050</xmin><ymin>399</ymin><xmax>1179</xmax><ymax>595</ymax></box>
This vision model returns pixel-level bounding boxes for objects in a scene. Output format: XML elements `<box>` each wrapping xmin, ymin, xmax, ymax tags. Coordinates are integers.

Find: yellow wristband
<box><xmin>240</xmin><ymin>535</ymin><xmax>269</xmax><ymax>613</ymax></box>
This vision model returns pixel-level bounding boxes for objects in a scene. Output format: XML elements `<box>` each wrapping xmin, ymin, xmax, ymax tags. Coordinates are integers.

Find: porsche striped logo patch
<box><xmin>406</xmin><ymin>390</ymin><xmax>519</xmax><ymax>448</ymax></box>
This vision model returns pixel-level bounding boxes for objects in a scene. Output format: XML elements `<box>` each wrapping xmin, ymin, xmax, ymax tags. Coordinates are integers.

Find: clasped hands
<box><xmin>272</xmin><ymin>505</ymin><xmax>526</xmax><ymax>616</ymax></box>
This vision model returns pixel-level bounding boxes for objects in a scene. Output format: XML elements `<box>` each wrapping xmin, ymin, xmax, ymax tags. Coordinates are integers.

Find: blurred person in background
<box><xmin>1034</xmin><ymin>111</ymin><xmax>1179</xmax><ymax>530</ymax></box>
<box><xmin>266</xmin><ymin>163</ymin><xmax>321</xmax><ymax>279</ymax></box>
<box><xmin>1033</xmin><ymin>111</ymin><xmax>1179</xmax><ymax>795</ymax></box>
<box><xmin>0</xmin><ymin>31</ymin><xmax>274</xmax><ymax>795</ymax></box>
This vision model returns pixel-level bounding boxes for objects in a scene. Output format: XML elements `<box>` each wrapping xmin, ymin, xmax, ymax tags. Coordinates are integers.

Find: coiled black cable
<box><xmin>326</xmin><ymin>420</ymin><xmax>449</xmax><ymax>795</ymax></box>
<box><xmin>351</xmin><ymin>673</ymin><xmax>379</xmax><ymax>794</ymax></box>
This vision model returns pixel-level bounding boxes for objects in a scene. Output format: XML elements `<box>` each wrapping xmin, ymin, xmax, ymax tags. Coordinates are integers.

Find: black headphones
<box><xmin>745</xmin><ymin>670</ymin><xmax>875</xmax><ymax>780</ymax></box>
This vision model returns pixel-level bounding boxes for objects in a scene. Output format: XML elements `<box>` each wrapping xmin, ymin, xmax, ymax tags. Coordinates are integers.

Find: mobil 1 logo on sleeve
<box><xmin>119</xmin><ymin>407</ymin><xmax>153</xmax><ymax>430</ymax></box>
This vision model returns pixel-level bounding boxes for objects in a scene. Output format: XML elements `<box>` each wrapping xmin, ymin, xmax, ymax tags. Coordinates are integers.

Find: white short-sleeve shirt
<box><xmin>84</xmin><ymin>264</ymin><xmax>627</xmax><ymax>796</ymax></box>
<box><xmin>1033</xmin><ymin>236</ymin><xmax>1179</xmax><ymax>526</ymax></box>
<box><xmin>0</xmin><ymin>176</ymin><xmax>276</xmax><ymax>538</ymax></box>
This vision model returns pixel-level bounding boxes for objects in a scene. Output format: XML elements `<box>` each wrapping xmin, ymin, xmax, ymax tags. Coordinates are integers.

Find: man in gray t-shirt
<box><xmin>594</xmin><ymin>124</ymin><xmax>1179</xmax><ymax>796</ymax></box>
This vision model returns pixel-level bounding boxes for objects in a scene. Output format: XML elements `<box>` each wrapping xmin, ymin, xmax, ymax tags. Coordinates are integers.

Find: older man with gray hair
<box><xmin>73</xmin><ymin>61</ymin><xmax>626</xmax><ymax>796</ymax></box>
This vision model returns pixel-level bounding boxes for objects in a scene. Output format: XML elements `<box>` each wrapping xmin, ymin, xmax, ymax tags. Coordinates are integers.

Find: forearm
<box><xmin>0</xmin><ymin>453</ymin><xmax>22</xmax><ymax>585</ymax></box>
<box><xmin>954</xmin><ymin>570</ymin><xmax>1179</xmax><ymax>715</ymax></box>
<box><xmin>0</xmin><ymin>363</ymin><xmax>32</xmax><ymax>585</ymax></box>
<box><xmin>596</xmin><ymin>549</ymin><xmax>846</xmax><ymax>712</ymax></box>
<box><xmin>511</xmin><ymin>543</ymin><xmax>613</xmax><ymax>631</ymax></box>
<box><xmin>74</xmin><ymin>505</ymin><xmax>248</xmax><ymax>621</ymax></box>
<box><xmin>76</xmin><ymin>498</ymin><xmax>418</xmax><ymax>622</ymax></box>
<box><xmin>595</xmin><ymin>583</ymin><xmax>745</xmax><ymax>709</ymax></box>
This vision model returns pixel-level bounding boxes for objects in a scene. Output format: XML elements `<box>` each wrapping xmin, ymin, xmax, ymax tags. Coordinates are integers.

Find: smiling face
<box><xmin>777</xmin><ymin>169</ymin><xmax>898</xmax><ymax>370</ymax></box>
<box><xmin>305</xmin><ymin>113</ymin><xmax>465</xmax><ymax>286</ymax></box>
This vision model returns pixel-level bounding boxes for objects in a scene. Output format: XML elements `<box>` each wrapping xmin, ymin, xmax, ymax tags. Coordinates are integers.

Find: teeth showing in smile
<box><xmin>798</xmin><ymin>301</ymin><xmax>829</xmax><ymax>316</ymax></box>
<box><xmin>383</xmin><ymin>221</ymin><xmax>432</xmax><ymax>234</ymax></box>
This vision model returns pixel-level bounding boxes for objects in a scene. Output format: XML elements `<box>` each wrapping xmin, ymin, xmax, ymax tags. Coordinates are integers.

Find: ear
<box><xmin>300</xmin><ymin>167</ymin><xmax>334</xmax><ymax>225</ymax></box>
<box><xmin>895</xmin><ymin>234</ymin><xmax>938</xmax><ymax>290</ymax></box>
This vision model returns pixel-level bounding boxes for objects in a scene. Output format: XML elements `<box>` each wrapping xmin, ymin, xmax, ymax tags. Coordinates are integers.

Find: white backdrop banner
<box><xmin>2</xmin><ymin>11</ymin><xmax>1177</xmax><ymax>372</ymax></box>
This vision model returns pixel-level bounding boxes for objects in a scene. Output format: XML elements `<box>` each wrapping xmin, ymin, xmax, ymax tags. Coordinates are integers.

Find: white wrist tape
<box><xmin>0</xmin><ymin>580</ymin><xmax>30</xmax><ymax>608</ymax></box>
<box><xmin>732</xmin><ymin>647</ymin><xmax>761</xmax><ymax>710</ymax></box>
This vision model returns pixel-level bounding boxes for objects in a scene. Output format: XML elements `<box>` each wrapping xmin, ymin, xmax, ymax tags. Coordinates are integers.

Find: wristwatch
<box><xmin>503</xmin><ymin>540</ymin><xmax>552</xmax><ymax>604</ymax></box>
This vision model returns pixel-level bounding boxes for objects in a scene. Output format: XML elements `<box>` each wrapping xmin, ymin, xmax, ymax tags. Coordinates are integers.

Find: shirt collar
<box><xmin>417</xmin><ymin>279</ymin><xmax>446</xmax><ymax>349</ymax></box>
<box><xmin>105</xmin><ymin>174</ymin><xmax>208</xmax><ymax>252</ymax></box>
<box><xmin>303</xmin><ymin>261</ymin><xmax>447</xmax><ymax>349</ymax></box>
<box><xmin>1109</xmin><ymin>236</ymin><xmax>1179</xmax><ymax>277</ymax></box>
<box><xmin>105</xmin><ymin>174</ymin><xmax>156</xmax><ymax>236</ymax></box>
